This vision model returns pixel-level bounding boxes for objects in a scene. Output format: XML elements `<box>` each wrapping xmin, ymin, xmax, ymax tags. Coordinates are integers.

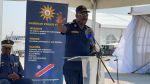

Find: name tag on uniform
<box><xmin>71</xmin><ymin>31</ymin><xmax>79</xmax><ymax>34</ymax></box>
<box><xmin>0</xmin><ymin>62</ymin><xmax>4</xmax><ymax>66</ymax></box>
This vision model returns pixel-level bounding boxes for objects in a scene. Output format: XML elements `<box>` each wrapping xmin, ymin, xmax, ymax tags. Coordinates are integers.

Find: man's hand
<box><xmin>56</xmin><ymin>12</ymin><xmax>63</xmax><ymax>24</ymax></box>
<box><xmin>8</xmin><ymin>72</ymin><xmax>20</xmax><ymax>80</ymax></box>
<box><xmin>56</xmin><ymin>12</ymin><xmax>67</xmax><ymax>33</ymax></box>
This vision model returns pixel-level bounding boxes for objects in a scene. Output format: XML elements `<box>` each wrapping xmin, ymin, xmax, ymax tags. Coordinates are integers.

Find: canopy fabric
<box><xmin>13</xmin><ymin>0</ymin><xmax>92</xmax><ymax>8</ymax></box>
<box><xmin>12</xmin><ymin>0</ymin><xmax>150</xmax><ymax>9</ymax></box>
<box><xmin>97</xmin><ymin>0</ymin><xmax>150</xmax><ymax>9</ymax></box>
<box><xmin>130</xmin><ymin>5</ymin><xmax>150</xmax><ymax>15</ymax></box>
<box><xmin>111</xmin><ymin>15</ymin><xmax>150</xmax><ymax>73</ymax></box>
<box><xmin>37</xmin><ymin>0</ymin><xmax>92</xmax><ymax>8</ymax></box>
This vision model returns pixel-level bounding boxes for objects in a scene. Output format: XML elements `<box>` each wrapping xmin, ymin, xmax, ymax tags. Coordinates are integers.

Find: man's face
<box><xmin>76</xmin><ymin>12</ymin><xmax>88</xmax><ymax>25</ymax></box>
<box><xmin>1</xmin><ymin>46</ymin><xmax>12</xmax><ymax>55</ymax></box>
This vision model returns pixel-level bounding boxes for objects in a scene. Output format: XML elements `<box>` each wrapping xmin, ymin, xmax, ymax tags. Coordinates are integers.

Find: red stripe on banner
<box><xmin>35</xmin><ymin>64</ymin><xmax>55</xmax><ymax>78</ymax></box>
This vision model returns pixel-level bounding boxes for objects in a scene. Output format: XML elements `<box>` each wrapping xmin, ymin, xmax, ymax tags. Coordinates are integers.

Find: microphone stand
<box><xmin>114</xmin><ymin>56</ymin><xmax>119</xmax><ymax>84</ymax></box>
<box><xmin>94</xmin><ymin>39</ymin><xmax>115</xmax><ymax>84</ymax></box>
<box><xmin>96</xmin><ymin>56</ymin><xmax>100</xmax><ymax>84</ymax></box>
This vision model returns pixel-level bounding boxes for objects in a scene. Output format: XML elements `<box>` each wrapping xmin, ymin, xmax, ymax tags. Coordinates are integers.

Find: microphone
<box><xmin>85</xmin><ymin>28</ymin><xmax>95</xmax><ymax>45</ymax></box>
<box><xmin>85</xmin><ymin>28</ymin><xmax>97</xmax><ymax>56</ymax></box>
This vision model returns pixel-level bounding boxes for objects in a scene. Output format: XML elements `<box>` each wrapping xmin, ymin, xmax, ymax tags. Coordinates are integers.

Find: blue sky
<box><xmin>2</xmin><ymin>1</ymin><xmax>26</xmax><ymax>38</ymax></box>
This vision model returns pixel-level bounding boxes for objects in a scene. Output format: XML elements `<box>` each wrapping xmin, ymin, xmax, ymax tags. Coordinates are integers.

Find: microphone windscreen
<box><xmin>85</xmin><ymin>28</ymin><xmax>94</xmax><ymax>39</ymax></box>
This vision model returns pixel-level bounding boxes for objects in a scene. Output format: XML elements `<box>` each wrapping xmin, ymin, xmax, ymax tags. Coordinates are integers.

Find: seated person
<box><xmin>0</xmin><ymin>40</ymin><xmax>32</xmax><ymax>84</ymax></box>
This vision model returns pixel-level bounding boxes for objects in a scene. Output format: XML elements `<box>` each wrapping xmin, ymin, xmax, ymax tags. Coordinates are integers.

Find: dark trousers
<box><xmin>63</xmin><ymin>61</ymin><xmax>83</xmax><ymax>84</ymax></box>
<box><xmin>11</xmin><ymin>78</ymin><xmax>33</xmax><ymax>84</ymax></box>
<box><xmin>0</xmin><ymin>78</ymin><xmax>32</xmax><ymax>84</ymax></box>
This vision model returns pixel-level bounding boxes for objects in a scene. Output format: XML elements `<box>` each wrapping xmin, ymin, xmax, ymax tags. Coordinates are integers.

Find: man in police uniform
<box><xmin>0</xmin><ymin>40</ymin><xmax>32</xmax><ymax>84</ymax></box>
<box><xmin>56</xmin><ymin>5</ymin><xmax>96</xmax><ymax>84</ymax></box>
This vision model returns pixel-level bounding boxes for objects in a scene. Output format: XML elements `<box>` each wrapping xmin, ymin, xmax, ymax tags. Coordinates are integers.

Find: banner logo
<box><xmin>35</xmin><ymin>64</ymin><xmax>55</xmax><ymax>78</ymax></box>
<box><xmin>40</xmin><ymin>5</ymin><xmax>55</xmax><ymax>21</ymax></box>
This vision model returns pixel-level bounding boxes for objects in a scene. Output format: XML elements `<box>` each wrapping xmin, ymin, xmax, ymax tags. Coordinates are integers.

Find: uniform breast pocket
<box><xmin>70</xmin><ymin>33</ymin><xmax>80</xmax><ymax>41</ymax></box>
<box><xmin>67</xmin><ymin>33</ymin><xmax>80</xmax><ymax>44</ymax></box>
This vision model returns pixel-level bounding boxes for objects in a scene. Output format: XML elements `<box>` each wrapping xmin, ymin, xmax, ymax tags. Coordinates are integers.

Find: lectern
<box><xmin>66</xmin><ymin>56</ymin><xmax>105</xmax><ymax>84</ymax></box>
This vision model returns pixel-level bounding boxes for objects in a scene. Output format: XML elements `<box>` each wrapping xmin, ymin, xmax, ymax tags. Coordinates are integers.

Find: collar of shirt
<box><xmin>73</xmin><ymin>19</ymin><xmax>87</xmax><ymax>31</ymax></box>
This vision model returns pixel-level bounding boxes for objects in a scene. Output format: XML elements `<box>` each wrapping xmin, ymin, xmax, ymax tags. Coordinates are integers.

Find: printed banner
<box><xmin>25</xmin><ymin>1</ymin><xmax>68</xmax><ymax>84</ymax></box>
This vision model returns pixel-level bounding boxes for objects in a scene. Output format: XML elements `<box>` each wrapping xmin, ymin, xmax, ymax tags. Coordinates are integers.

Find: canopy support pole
<box><xmin>0</xmin><ymin>0</ymin><xmax>3</xmax><ymax>53</ymax></box>
<box><xmin>91</xmin><ymin>0</ymin><xmax>97</xmax><ymax>32</ymax></box>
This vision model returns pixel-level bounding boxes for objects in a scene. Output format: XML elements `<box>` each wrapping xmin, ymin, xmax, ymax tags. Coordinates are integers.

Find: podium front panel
<box><xmin>82</xmin><ymin>56</ymin><xmax>105</xmax><ymax>84</ymax></box>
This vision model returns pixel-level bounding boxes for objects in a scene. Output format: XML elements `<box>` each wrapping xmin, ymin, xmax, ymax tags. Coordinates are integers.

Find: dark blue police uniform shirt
<box><xmin>0</xmin><ymin>54</ymin><xmax>24</xmax><ymax>79</ymax></box>
<box><xmin>63</xmin><ymin>20</ymin><xmax>91</xmax><ymax>57</ymax></box>
<box><xmin>62</xmin><ymin>20</ymin><xmax>91</xmax><ymax>70</ymax></box>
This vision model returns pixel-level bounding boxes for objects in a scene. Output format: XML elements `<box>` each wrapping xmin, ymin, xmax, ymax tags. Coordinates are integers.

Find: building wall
<box><xmin>99</xmin><ymin>27</ymin><xmax>124</xmax><ymax>45</ymax></box>
<box><xmin>87</xmin><ymin>20</ymin><xmax>125</xmax><ymax>45</ymax></box>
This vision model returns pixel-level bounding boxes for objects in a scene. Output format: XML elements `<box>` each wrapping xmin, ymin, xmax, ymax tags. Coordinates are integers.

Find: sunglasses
<box><xmin>3</xmin><ymin>47</ymin><xmax>11</xmax><ymax>50</ymax></box>
<box><xmin>78</xmin><ymin>13</ymin><xmax>88</xmax><ymax>17</ymax></box>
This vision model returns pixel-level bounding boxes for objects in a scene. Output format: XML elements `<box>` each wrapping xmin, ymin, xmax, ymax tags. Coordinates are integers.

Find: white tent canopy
<box><xmin>97</xmin><ymin>0</ymin><xmax>150</xmax><ymax>9</ymax></box>
<box><xmin>112</xmin><ymin>5</ymin><xmax>150</xmax><ymax>73</ymax></box>
<box><xmin>11</xmin><ymin>0</ymin><xmax>150</xmax><ymax>9</ymax></box>
<box><xmin>130</xmin><ymin>5</ymin><xmax>150</xmax><ymax>15</ymax></box>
